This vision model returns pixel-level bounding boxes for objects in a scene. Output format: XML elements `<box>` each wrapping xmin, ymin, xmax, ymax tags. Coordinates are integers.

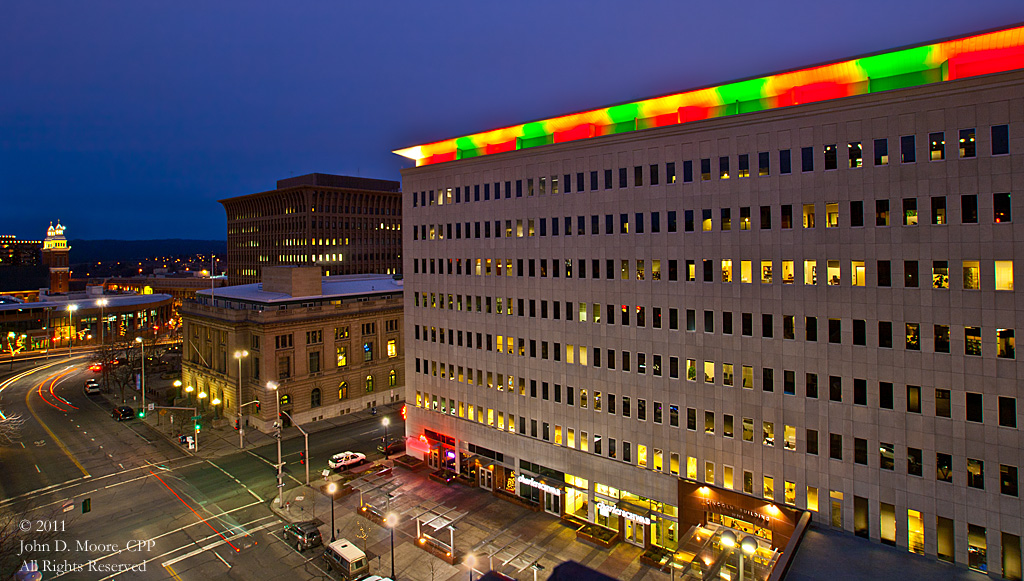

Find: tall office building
<box><xmin>397</xmin><ymin>25</ymin><xmax>1024</xmax><ymax>577</ymax></box>
<box><xmin>220</xmin><ymin>173</ymin><xmax>402</xmax><ymax>286</ymax></box>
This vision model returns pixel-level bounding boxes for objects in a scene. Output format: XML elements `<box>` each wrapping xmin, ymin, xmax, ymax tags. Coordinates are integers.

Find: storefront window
<box><xmin>565</xmin><ymin>474</ymin><xmax>589</xmax><ymax>519</ymax></box>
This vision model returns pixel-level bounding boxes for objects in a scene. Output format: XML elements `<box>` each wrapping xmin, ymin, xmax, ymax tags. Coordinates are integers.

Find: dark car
<box><xmin>282</xmin><ymin>521</ymin><xmax>322</xmax><ymax>552</ymax></box>
<box><xmin>377</xmin><ymin>438</ymin><xmax>406</xmax><ymax>456</ymax></box>
<box><xmin>112</xmin><ymin>406</ymin><xmax>134</xmax><ymax>421</ymax></box>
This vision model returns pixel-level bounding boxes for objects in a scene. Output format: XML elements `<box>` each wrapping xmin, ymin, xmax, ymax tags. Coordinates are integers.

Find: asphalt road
<box><xmin>0</xmin><ymin>358</ymin><xmax>402</xmax><ymax>580</ymax></box>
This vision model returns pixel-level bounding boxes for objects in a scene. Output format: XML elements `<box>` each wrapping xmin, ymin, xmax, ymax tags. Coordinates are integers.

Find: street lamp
<box><xmin>267</xmin><ymin>381</ymin><xmax>283</xmax><ymax>509</ymax></box>
<box><xmin>211</xmin><ymin>397</ymin><xmax>222</xmax><ymax>419</ymax></box>
<box><xmin>185</xmin><ymin>384</ymin><xmax>194</xmax><ymax>405</ymax></box>
<box><xmin>135</xmin><ymin>336</ymin><xmax>146</xmax><ymax>416</ymax></box>
<box><xmin>96</xmin><ymin>298</ymin><xmax>108</xmax><ymax>348</ymax></box>
<box><xmin>327</xmin><ymin>482</ymin><xmax>337</xmax><ymax>543</ymax></box>
<box><xmin>66</xmin><ymin>304</ymin><xmax>78</xmax><ymax>356</ymax></box>
<box><xmin>234</xmin><ymin>349</ymin><xmax>249</xmax><ymax>449</ymax></box>
<box><xmin>382</xmin><ymin>417</ymin><xmax>390</xmax><ymax>460</ymax></box>
<box><xmin>385</xmin><ymin>512</ymin><xmax>397</xmax><ymax>580</ymax></box>
<box><xmin>173</xmin><ymin>379</ymin><xmax>182</xmax><ymax>397</ymax></box>
<box><xmin>465</xmin><ymin>554</ymin><xmax>476</xmax><ymax>581</ymax></box>
<box><xmin>198</xmin><ymin>390</ymin><xmax>207</xmax><ymax>412</ymax></box>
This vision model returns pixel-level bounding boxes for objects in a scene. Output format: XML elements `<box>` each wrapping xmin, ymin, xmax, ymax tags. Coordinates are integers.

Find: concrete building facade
<box><xmin>180</xmin><ymin>267</ymin><xmax>404</xmax><ymax>433</ymax></box>
<box><xmin>220</xmin><ymin>173</ymin><xmax>402</xmax><ymax>286</ymax></box>
<box><xmin>398</xmin><ymin>25</ymin><xmax>1024</xmax><ymax>577</ymax></box>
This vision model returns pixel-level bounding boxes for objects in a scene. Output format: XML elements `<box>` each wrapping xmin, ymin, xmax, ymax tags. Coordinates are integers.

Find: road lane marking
<box><xmin>160</xmin><ymin>520</ymin><xmax>281</xmax><ymax>568</ymax></box>
<box><xmin>246</xmin><ymin>451</ymin><xmax>302</xmax><ymax>484</ymax></box>
<box><xmin>163</xmin><ymin>564</ymin><xmax>183</xmax><ymax>581</ymax></box>
<box><xmin>150</xmin><ymin>470</ymin><xmax>240</xmax><ymax>551</ymax></box>
<box><xmin>0</xmin><ymin>358</ymin><xmax>74</xmax><ymax>418</ymax></box>
<box><xmin>25</xmin><ymin>370</ymin><xmax>89</xmax><ymax>477</ymax></box>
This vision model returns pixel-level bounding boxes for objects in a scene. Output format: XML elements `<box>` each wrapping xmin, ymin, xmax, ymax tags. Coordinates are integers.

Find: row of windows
<box><xmin>413</xmin><ymin>194</ymin><xmax>1011</xmax><ymax>245</ymax></box>
<box><xmin>414</xmin><ymin>257</ymin><xmax>1014</xmax><ymax>292</ymax></box>
<box><xmin>412</xmin><ymin>387</ymin><xmax>1020</xmax><ymax>499</ymax></box>
<box><xmin>413</xmin><ymin>351</ymin><xmax>1019</xmax><ymax>426</ymax></box>
<box><xmin>410</xmin><ymin>126</ymin><xmax>1011</xmax><ymax>208</ymax></box>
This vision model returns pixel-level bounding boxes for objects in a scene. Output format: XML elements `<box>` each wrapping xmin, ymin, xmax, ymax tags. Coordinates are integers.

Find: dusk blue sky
<box><xmin>3</xmin><ymin>1</ymin><xmax>1024</xmax><ymax>240</ymax></box>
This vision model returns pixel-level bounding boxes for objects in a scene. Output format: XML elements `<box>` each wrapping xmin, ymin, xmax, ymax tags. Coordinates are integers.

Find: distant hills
<box><xmin>68</xmin><ymin>239</ymin><xmax>226</xmax><ymax>264</ymax></box>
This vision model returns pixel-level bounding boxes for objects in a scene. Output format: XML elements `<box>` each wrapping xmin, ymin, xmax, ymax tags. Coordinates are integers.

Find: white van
<box><xmin>322</xmin><ymin>538</ymin><xmax>368</xmax><ymax>579</ymax></box>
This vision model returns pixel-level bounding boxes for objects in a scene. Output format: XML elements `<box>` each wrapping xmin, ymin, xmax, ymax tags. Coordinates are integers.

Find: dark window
<box><xmin>758</xmin><ymin>151</ymin><xmax>770</xmax><ymax>176</ymax></box>
<box><xmin>962</xmin><ymin>194</ymin><xmax>978</xmax><ymax>223</ymax></box>
<box><xmin>667</xmin><ymin>211</ymin><xmax>677</xmax><ymax>233</ymax></box>
<box><xmin>806</xmin><ymin>316</ymin><xmax>817</xmax><ymax>342</ymax></box>
<box><xmin>829</xmin><ymin>376</ymin><xmax>842</xmax><ymax>402</ymax></box>
<box><xmin>900</xmin><ymin>135</ymin><xmax>916</xmax><ymax>163</ymax></box>
<box><xmin>576</xmin><ymin>172</ymin><xmax>584</xmax><ymax>192</ymax></box>
<box><xmin>876</xmin><ymin>199</ymin><xmax>890</xmax><ymax>226</ymax></box>
<box><xmin>784</xmin><ymin>370</ymin><xmax>795</xmax><ymax>394</ymax></box>
<box><xmin>684</xmin><ymin>210</ymin><xmax>694</xmax><ymax>232</ymax></box>
<box><xmin>760</xmin><ymin>206</ymin><xmax>771</xmax><ymax>229</ymax></box>
<box><xmin>651</xmin><ymin>212</ymin><xmax>660</xmax><ymax>233</ymax></box>
<box><xmin>666</xmin><ymin>162</ymin><xmax>675</xmax><ymax>183</ymax></box>
<box><xmin>854</xmin><ymin>438</ymin><xmax>867</xmax><ymax>465</ymax></box>
<box><xmin>908</xmin><ymin>447</ymin><xmax>923</xmax><ymax>476</ymax></box>
<box><xmin>703</xmin><ymin>260</ymin><xmax>713</xmax><ymax>283</ymax></box>
<box><xmin>721</xmin><ymin>208</ymin><xmax>731</xmax><ymax>230</ymax></box>
<box><xmin>700</xmin><ymin>158</ymin><xmax>711</xmax><ymax>181</ymax></box>
<box><xmin>874</xmin><ymin>138</ymin><xmax>888</xmax><ymax>165</ymax></box>
<box><xmin>781</xmin><ymin>205</ymin><xmax>793</xmax><ymax>229</ymax></box>
<box><xmin>995</xmin><ymin>193</ymin><xmax>1011</xmax><ymax>223</ymax></box>
<box><xmin>762</xmin><ymin>314</ymin><xmax>773</xmax><ymax>338</ymax></box>
<box><xmin>807</xmin><ymin>429</ymin><xmax>818</xmax><ymax>455</ymax></box>
<box><xmin>878</xmin><ymin>260</ymin><xmax>891</xmax><ymax>287</ymax></box>
<box><xmin>850</xmin><ymin>201</ymin><xmax>864</xmax><ymax>227</ymax></box>
<box><xmin>742</xmin><ymin>313</ymin><xmax>752</xmax><ymax>337</ymax></box>
<box><xmin>1002</xmin><ymin>465</ymin><xmax>1019</xmax><ymax>496</ymax></box>
<box><xmin>936</xmin><ymin>453</ymin><xmax>953</xmax><ymax>482</ymax></box>
<box><xmin>719</xmin><ymin>156</ymin><xmax>730</xmax><ymax>179</ymax></box>
<box><xmin>934</xmin><ymin>325</ymin><xmax>950</xmax><ymax>353</ymax></box>
<box><xmin>780</xmin><ymin>149</ymin><xmax>791</xmax><ymax>174</ymax></box>
<box><xmin>828</xmin><ymin>318</ymin><xmax>841</xmax><ymax>344</ymax></box>
<box><xmin>824</xmin><ymin>144</ymin><xmax>838</xmax><ymax>170</ymax></box>
<box><xmin>619</xmin><ymin>167</ymin><xmax>627</xmax><ymax>188</ymax></box>
<box><xmin>590</xmin><ymin>170</ymin><xmax>598</xmax><ymax>191</ymax></box>
<box><xmin>966</xmin><ymin>392</ymin><xmax>984</xmax><ymax>423</ymax></box>
<box><xmin>992</xmin><ymin>124</ymin><xmax>1009</xmax><ymax>155</ymax></box>
<box><xmin>931</xmin><ymin>196</ymin><xmax>947</xmax><ymax>225</ymax></box>
<box><xmin>880</xmin><ymin>382</ymin><xmax>894</xmax><ymax>409</ymax></box>
<box><xmin>683</xmin><ymin>160</ymin><xmax>693</xmax><ymax>183</ymax></box>
<box><xmin>762</xmin><ymin>368</ymin><xmax>774</xmax><ymax>392</ymax></box>
<box><xmin>879</xmin><ymin>321</ymin><xmax>892</xmax><ymax>348</ymax></box>
<box><xmin>635</xmin><ymin>165</ymin><xmax>645</xmax><ymax>187</ymax></box>
<box><xmin>999</xmin><ymin>397</ymin><xmax>1017</xmax><ymax>428</ymax></box>
<box><xmin>784</xmin><ymin>315</ymin><xmax>795</xmax><ymax>339</ymax></box>
<box><xmin>904</xmin><ymin>261</ymin><xmax>918</xmax><ymax>287</ymax></box>
<box><xmin>806</xmin><ymin>373</ymin><xmax>819</xmax><ymax>398</ymax></box>
<box><xmin>604</xmin><ymin>169</ymin><xmax>613</xmax><ymax>189</ymax></box>
<box><xmin>738</xmin><ymin>154</ymin><xmax>749</xmax><ymax>177</ymax></box>
<box><xmin>801</xmin><ymin>146</ymin><xmax>814</xmax><ymax>172</ymax></box>
<box><xmin>853</xmin><ymin>319</ymin><xmax>866</xmax><ymax>346</ymax></box>
<box><xmin>829</xmin><ymin>433</ymin><xmax>843</xmax><ymax>460</ymax></box>
<box><xmin>854</xmin><ymin>379</ymin><xmax>867</xmax><ymax>405</ymax></box>
<box><xmin>935</xmin><ymin>389</ymin><xmax>951</xmax><ymax>417</ymax></box>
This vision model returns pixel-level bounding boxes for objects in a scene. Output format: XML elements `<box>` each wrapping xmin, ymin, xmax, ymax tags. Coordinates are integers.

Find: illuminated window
<box><xmin>763</xmin><ymin>476</ymin><xmax>775</xmax><ymax>500</ymax></box>
<box><xmin>803</xmin><ymin>204</ymin><xmax>815</xmax><ymax>228</ymax></box>
<box><xmin>702</xmin><ymin>209</ymin><xmax>712</xmax><ymax>231</ymax></box>
<box><xmin>336</xmin><ymin>346</ymin><xmax>347</xmax><ymax>367</ymax></box>
<box><xmin>687</xmin><ymin>456</ymin><xmax>697</xmax><ymax>480</ymax></box>
<box><xmin>804</xmin><ymin>260</ymin><xmax>816</xmax><ymax>285</ymax></box>
<box><xmin>807</xmin><ymin>486</ymin><xmax>819</xmax><ymax>512</ymax></box>
<box><xmin>363</xmin><ymin>342</ymin><xmax>373</xmax><ymax>362</ymax></box>
<box><xmin>763</xmin><ymin>421</ymin><xmax>775</xmax><ymax>446</ymax></box>
<box><xmin>827</xmin><ymin>260</ymin><xmax>840</xmax><ymax>285</ymax></box>
<box><xmin>721</xmin><ymin>259</ymin><xmax>734</xmax><ymax>283</ymax></box>
<box><xmin>996</xmin><ymin>260</ymin><xmax>1014</xmax><ymax>290</ymax></box>
<box><xmin>997</xmin><ymin>329</ymin><xmax>1015</xmax><ymax>359</ymax></box>
<box><xmin>389</xmin><ymin>369</ymin><xmax>397</xmax><ymax>387</ymax></box>
<box><xmin>704</xmin><ymin>361</ymin><xmax>715</xmax><ymax>383</ymax></box>
<box><xmin>929</xmin><ymin>132</ymin><xmax>945</xmax><ymax>160</ymax></box>
<box><xmin>848</xmin><ymin>142</ymin><xmax>862</xmax><ymax>168</ymax></box>
<box><xmin>742</xmin><ymin>418</ymin><xmax>754</xmax><ymax>442</ymax></box>
<box><xmin>784</xmin><ymin>425</ymin><xmax>796</xmax><ymax>450</ymax></box>
<box><xmin>826</xmin><ymin>203</ymin><xmax>839</xmax><ymax>228</ymax></box>
<box><xmin>740</xmin><ymin>207</ymin><xmax>751</xmax><ymax>230</ymax></box>
<box><xmin>742</xmin><ymin>365</ymin><xmax>753</xmax><ymax>389</ymax></box>
<box><xmin>365</xmin><ymin>374</ymin><xmax>374</xmax><ymax>392</ymax></box>
<box><xmin>704</xmin><ymin>461</ymin><xmax>715</xmax><ymax>484</ymax></box>
<box><xmin>959</xmin><ymin>128</ymin><xmax>976</xmax><ymax>158</ymax></box>
<box><xmin>965</xmin><ymin>327</ymin><xmax>982</xmax><ymax>356</ymax></box>
<box><xmin>740</xmin><ymin>261</ymin><xmax>752</xmax><ymax>284</ymax></box>
<box><xmin>903</xmin><ymin>198</ymin><xmax>918</xmax><ymax>226</ymax></box>
<box><xmin>964</xmin><ymin>260</ymin><xmax>981</xmax><ymax>289</ymax></box>
<box><xmin>387</xmin><ymin>339</ymin><xmax>397</xmax><ymax>358</ymax></box>
<box><xmin>761</xmin><ymin>261</ymin><xmax>773</xmax><ymax>284</ymax></box>
<box><xmin>824</xmin><ymin>144</ymin><xmax>837</xmax><ymax>169</ymax></box>
<box><xmin>851</xmin><ymin>261</ymin><xmax>866</xmax><ymax>286</ymax></box>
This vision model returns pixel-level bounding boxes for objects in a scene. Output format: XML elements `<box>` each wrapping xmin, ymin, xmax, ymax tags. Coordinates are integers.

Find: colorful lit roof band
<box><xmin>395</xmin><ymin>25</ymin><xmax>1024</xmax><ymax>166</ymax></box>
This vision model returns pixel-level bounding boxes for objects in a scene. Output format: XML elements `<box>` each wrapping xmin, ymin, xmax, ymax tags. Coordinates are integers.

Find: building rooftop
<box><xmin>395</xmin><ymin>23</ymin><xmax>1024</xmax><ymax>166</ymax></box>
<box><xmin>274</xmin><ymin>173</ymin><xmax>400</xmax><ymax>192</ymax></box>
<box><xmin>0</xmin><ymin>292</ymin><xmax>172</xmax><ymax>313</ymax></box>
<box><xmin>196</xmin><ymin>273</ymin><xmax>402</xmax><ymax>305</ymax></box>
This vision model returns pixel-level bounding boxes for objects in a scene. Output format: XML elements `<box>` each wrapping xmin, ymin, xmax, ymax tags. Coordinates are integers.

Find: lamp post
<box><xmin>385</xmin><ymin>512</ymin><xmax>396</xmax><ymax>580</ymax></box>
<box><xmin>97</xmin><ymin>298</ymin><xmax>108</xmax><ymax>348</ymax></box>
<box><xmin>185</xmin><ymin>384</ymin><xmax>194</xmax><ymax>405</ymax></box>
<box><xmin>465</xmin><ymin>554</ymin><xmax>476</xmax><ymax>581</ymax></box>
<box><xmin>66</xmin><ymin>304</ymin><xmax>78</xmax><ymax>356</ymax></box>
<box><xmin>234</xmin><ymin>350</ymin><xmax>249</xmax><ymax>449</ymax></box>
<box><xmin>268</xmin><ymin>381</ymin><xmax>283</xmax><ymax>508</ymax></box>
<box><xmin>211</xmin><ymin>397</ymin><xmax>222</xmax><ymax>419</ymax></box>
<box><xmin>327</xmin><ymin>482</ymin><xmax>337</xmax><ymax>543</ymax></box>
<box><xmin>135</xmin><ymin>336</ymin><xmax>146</xmax><ymax>415</ymax></box>
<box><xmin>198</xmin><ymin>390</ymin><xmax>207</xmax><ymax>412</ymax></box>
<box><xmin>382</xmin><ymin>417</ymin><xmax>390</xmax><ymax>460</ymax></box>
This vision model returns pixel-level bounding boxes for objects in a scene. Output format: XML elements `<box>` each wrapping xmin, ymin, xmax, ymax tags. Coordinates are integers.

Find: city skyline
<box><xmin>3</xmin><ymin>1</ymin><xmax>1023</xmax><ymax>240</ymax></box>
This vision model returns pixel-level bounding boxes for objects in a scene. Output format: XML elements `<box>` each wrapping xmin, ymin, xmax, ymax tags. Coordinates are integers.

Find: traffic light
<box><xmin>401</xmin><ymin>404</ymin><xmax>407</xmax><ymax>421</ymax></box>
<box><xmin>194</xmin><ymin>421</ymin><xmax>201</xmax><ymax>432</ymax></box>
<box><xmin>137</xmin><ymin>410</ymin><xmax>145</xmax><ymax>419</ymax></box>
<box><xmin>234</xmin><ymin>419</ymin><xmax>240</xmax><ymax>430</ymax></box>
<box><xmin>299</xmin><ymin>452</ymin><xmax>305</xmax><ymax>465</ymax></box>
<box><xmin>254</xmin><ymin>401</ymin><xmax>261</xmax><ymax>414</ymax></box>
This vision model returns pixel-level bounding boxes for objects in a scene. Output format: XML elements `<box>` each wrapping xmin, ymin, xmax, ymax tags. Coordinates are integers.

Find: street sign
<box><xmin>294</xmin><ymin>496</ymin><xmax>304</xmax><ymax>502</ymax></box>
<box><xmin>62</xmin><ymin>500</ymin><xmax>74</xmax><ymax>513</ymax></box>
<box><xmin>148</xmin><ymin>403</ymin><xmax>154</xmax><ymax>411</ymax></box>
<box><xmin>191</xmin><ymin>415</ymin><xmax>201</xmax><ymax>420</ymax></box>
<box><xmin>277</xmin><ymin>483</ymin><xmax>285</xmax><ymax>488</ymax></box>
<box><xmin>322</xmin><ymin>469</ymin><xmax>330</xmax><ymax>478</ymax></box>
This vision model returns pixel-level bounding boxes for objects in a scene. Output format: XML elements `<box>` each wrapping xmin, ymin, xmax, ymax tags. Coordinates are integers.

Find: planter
<box><xmin>640</xmin><ymin>547</ymin><xmax>672</xmax><ymax>568</ymax></box>
<box><xmin>455</xmin><ymin>473</ymin><xmax>478</xmax><ymax>487</ymax></box>
<box><xmin>575</xmin><ymin>523</ymin><xmax>619</xmax><ymax>548</ymax></box>
<box><xmin>414</xmin><ymin>535</ymin><xmax>457</xmax><ymax>565</ymax></box>
<box><xmin>494</xmin><ymin>489</ymin><xmax>541</xmax><ymax>512</ymax></box>
<box><xmin>395</xmin><ymin>455</ymin><xmax>426</xmax><ymax>471</ymax></box>
<box><xmin>428</xmin><ymin>469</ymin><xmax>456</xmax><ymax>485</ymax></box>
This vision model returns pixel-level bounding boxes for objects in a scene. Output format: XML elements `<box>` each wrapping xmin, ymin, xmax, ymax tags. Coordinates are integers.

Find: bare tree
<box><xmin>0</xmin><ymin>414</ymin><xmax>25</xmax><ymax>447</ymax></box>
<box><xmin>0</xmin><ymin>503</ymin><xmax>73</xmax><ymax>579</ymax></box>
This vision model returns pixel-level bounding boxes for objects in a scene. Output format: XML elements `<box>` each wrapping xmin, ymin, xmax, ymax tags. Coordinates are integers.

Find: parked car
<box><xmin>377</xmin><ymin>438</ymin><xmax>405</xmax><ymax>456</ymax></box>
<box><xmin>328</xmin><ymin>451</ymin><xmax>366</xmax><ymax>470</ymax></box>
<box><xmin>282</xmin><ymin>521</ymin><xmax>322</xmax><ymax>552</ymax></box>
<box><xmin>322</xmin><ymin>539</ymin><xmax>367</xmax><ymax>579</ymax></box>
<box><xmin>84</xmin><ymin>379</ymin><xmax>101</xmax><ymax>395</ymax></box>
<box><xmin>112</xmin><ymin>406</ymin><xmax>134</xmax><ymax>421</ymax></box>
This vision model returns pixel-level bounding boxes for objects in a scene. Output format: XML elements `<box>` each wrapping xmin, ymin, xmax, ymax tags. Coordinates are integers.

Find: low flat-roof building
<box><xmin>180</xmin><ymin>267</ymin><xmax>404</xmax><ymax>432</ymax></box>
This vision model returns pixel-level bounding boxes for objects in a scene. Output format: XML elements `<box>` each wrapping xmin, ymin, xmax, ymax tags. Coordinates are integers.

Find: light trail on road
<box><xmin>149</xmin><ymin>469</ymin><xmax>241</xmax><ymax>552</ymax></box>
